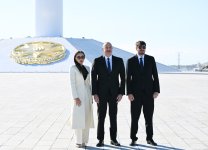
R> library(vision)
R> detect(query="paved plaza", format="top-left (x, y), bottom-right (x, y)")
top-left (0, 73), bottom-right (208, 150)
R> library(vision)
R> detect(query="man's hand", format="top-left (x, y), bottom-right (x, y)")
top-left (117, 94), bottom-right (123, 103)
top-left (153, 92), bottom-right (159, 99)
top-left (93, 94), bottom-right (99, 103)
top-left (128, 94), bottom-right (134, 101)
top-left (74, 98), bottom-right (81, 106)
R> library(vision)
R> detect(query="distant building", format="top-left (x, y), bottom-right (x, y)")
top-left (194, 62), bottom-right (208, 72)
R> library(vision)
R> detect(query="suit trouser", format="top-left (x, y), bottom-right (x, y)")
top-left (97, 93), bottom-right (118, 141)
top-left (130, 91), bottom-right (154, 141)
top-left (75, 128), bottom-right (89, 144)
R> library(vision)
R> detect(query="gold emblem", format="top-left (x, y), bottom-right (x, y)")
top-left (11, 41), bottom-right (66, 64)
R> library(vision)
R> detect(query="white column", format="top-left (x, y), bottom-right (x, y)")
top-left (35, 0), bottom-right (63, 37)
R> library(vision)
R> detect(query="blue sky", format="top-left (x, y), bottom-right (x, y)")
top-left (0, 0), bottom-right (208, 65)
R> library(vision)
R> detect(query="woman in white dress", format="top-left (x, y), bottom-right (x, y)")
top-left (70, 51), bottom-right (94, 148)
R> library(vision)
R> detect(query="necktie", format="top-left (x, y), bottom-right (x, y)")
top-left (139, 57), bottom-right (143, 69)
top-left (107, 58), bottom-right (111, 72)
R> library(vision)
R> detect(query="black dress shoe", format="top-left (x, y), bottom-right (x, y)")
top-left (110, 140), bottom-right (120, 146)
top-left (96, 141), bottom-right (104, 147)
top-left (147, 139), bottom-right (157, 146)
top-left (130, 140), bottom-right (136, 146)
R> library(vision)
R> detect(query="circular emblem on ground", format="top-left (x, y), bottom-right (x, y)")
top-left (11, 41), bottom-right (66, 64)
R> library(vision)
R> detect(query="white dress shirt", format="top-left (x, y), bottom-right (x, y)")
top-left (104, 55), bottom-right (112, 70)
top-left (137, 54), bottom-right (145, 67)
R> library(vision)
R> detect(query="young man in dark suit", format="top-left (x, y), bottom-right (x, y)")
top-left (91, 42), bottom-right (125, 147)
top-left (126, 41), bottom-right (160, 146)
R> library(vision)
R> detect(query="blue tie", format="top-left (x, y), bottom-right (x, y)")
top-left (107, 58), bottom-right (111, 72)
top-left (139, 58), bottom-right (143, 69)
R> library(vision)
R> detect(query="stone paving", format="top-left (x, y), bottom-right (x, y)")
top-left (0, 73), bottom-right (208, 150)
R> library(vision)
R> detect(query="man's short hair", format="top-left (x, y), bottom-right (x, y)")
top-left (103, 42), bottom-right (112, 48)
top-left (136, 41), bottom-right (146, 48)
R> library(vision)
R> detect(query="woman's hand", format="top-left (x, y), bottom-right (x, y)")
top-left (74, 98), bottom-right (81, 106)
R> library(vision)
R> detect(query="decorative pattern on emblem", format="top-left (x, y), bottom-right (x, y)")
top-left (11, 41), bottom-right (66, 64)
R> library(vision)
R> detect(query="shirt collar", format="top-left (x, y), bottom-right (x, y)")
top-left (137, 54), bottom-right (145, 59)
top-left (104, 55), bottom-right (112, 60)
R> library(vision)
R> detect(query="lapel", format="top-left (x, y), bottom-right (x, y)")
top-left (143, 54), bottom-right (148, 73)
top-left (134, 54), bottom-right (146, 72)
top-left (144, 54), bottom-right (147, 68)
top-left (111, 55), bottom-right (115, 73)
top-left (134, 55), bottom-right (141, 70)
top-left (101, 56), bottom-right (108, 73)
top-left (101, 55), bottom-right (115, 74)
top-left (74, 66), bottom-right (84, 81)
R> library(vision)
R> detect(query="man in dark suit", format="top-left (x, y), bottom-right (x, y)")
top-left (126, 41), bottom-right (160, 146)
top-left (91, 42), bottom-right (125, 147)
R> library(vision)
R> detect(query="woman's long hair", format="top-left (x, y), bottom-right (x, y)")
top-left (74, 51), bottom-right (88, 80)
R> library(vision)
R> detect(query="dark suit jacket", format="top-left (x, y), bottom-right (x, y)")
top-left (126, 54), bottom-right (160, 95)
top-left (91, 55), bottom-right (125, 98)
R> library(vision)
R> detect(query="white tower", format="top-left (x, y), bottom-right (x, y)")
top-left (35, 0), bottom-right (63, 37)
